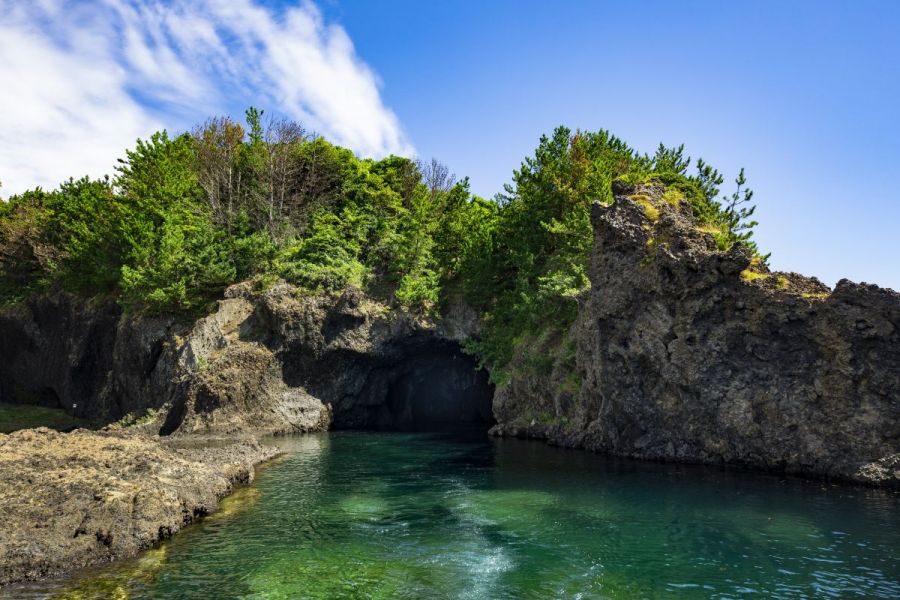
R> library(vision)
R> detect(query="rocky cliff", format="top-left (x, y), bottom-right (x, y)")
top-left (493, 180), bottom-right (899, 486)
top-left (1, 180), bottom-right (896, 486)
top-left (0, 294), bottom-right (179, 422)
top-left (0, 283), bottom-right (493, 437)
top-left (162, 282), bottom-right (492, 435)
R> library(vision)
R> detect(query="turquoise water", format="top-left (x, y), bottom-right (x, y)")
top-left (9, 431), bottom-right (900, 599)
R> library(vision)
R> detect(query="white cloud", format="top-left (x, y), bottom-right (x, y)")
top-left (0, 0), bottom-right (412, 196)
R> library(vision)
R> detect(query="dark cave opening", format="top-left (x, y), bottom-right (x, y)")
top-left (328, 340), bottom-right (496, 433)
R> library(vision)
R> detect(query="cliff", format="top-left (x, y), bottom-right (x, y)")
top-left (493, 180), bottom-right (899, 486)
top-left (0, 283), bottom-right (492, 437)
top-left (0, 294), bottom-right (179, 422)
top-left (0, 180), bottom-right (896, 486)
top-left (161, 282), bottom-right (492, 435)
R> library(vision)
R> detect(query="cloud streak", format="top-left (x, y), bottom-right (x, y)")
top-left (0, 0), bottom-right (412, 196)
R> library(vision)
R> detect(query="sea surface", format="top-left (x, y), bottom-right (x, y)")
top-left (8, 431), bottom-right (899, 599)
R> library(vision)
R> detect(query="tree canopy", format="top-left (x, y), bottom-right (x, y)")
top-left (0, 112), bottom-right (761, 377)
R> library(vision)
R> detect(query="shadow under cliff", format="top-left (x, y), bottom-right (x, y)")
top-left (281, 335), bottom-right (495, 433)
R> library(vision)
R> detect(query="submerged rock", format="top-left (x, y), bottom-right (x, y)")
top-left (0, 427), bottom-right (278, 586)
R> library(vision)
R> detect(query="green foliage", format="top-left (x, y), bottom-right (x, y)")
top-left (278, 211), bottom-right (367, 291)
top-left (460, 128), bottom-right (637, 376)
top-left (0, 115), bottom-right (765, 381)
top-left (0, 178), bottom-right (124, 302)
top-left (0, 189), bottom-right (59, 302)
top-left (115, 131), bottom-right (240, 312)
top-left (458, 127), bottom-right (763, 379)
top-left (48, 178), bottom-right (124, 292)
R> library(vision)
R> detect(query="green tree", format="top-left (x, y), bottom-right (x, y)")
top-left (116, 131), bottom-right (236, 311)
top-left (46, 177), bottom-right (124, 292)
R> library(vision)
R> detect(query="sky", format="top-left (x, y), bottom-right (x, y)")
top-left (1, 0), bottom-right (898, 290)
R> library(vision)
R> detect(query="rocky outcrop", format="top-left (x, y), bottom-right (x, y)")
top-left (163, 283), bottom-right (493, 435)
top-left (493, 181), bottom-right (900, 487)
top-left (1, 181), bottom-right (895, 486)
top-left (0, 427), bottom-right (278, 586)
top-left (0, 294), bottom-right (181, 423)
top-left (0, 283), bottom-right (495, 587)
top-left (0, 283), bottom-right (494, 437)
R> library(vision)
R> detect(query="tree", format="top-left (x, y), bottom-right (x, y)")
top-left (722, 168), bottom-right (763, 257)
top-left (191, 116), bottom-right (246, 226)
top-left (116, 131), bottom-right (238, 311)
top-left (418, 158), bottom-right (456, 202)
top-left (290, 137), bottom-right (352, 231)
top-left (47, 177), bottom-right (124, 292)
top-left (0, 189), bottom-right (57, 302)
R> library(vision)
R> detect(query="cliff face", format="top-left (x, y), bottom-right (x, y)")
top-left (1, 181), bottom-right (896, 485)
top-left (494, 181), bottom-right (899, 486)
top-left (162, 282), bottom-right (492, 435)
top-left (0, 283), bottom-right (493, 437)
top-left (0, 295), bottom-right (180, 422)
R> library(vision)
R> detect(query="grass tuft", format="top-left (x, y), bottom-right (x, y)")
top-left (662, 189), bottom-right (684, 207)
top-left (629, 195), bottom-right (660, 222)
top-left (695, 223), bottom-right (721, 235)
top-left (740, 269), bottom-right (769, 283)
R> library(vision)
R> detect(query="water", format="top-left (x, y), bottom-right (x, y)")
top-left (0, 403), bottom-right (90, 433)
top-left (9, 431), bottom-right (899, 599)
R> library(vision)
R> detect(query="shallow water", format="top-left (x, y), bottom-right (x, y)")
top-left (9, 431), bottom-right (900, 599)
top-left (0, 403), bottom-right (90, 434)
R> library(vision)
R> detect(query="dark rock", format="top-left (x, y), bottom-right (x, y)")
top-left (0, 284), bottom-right (494, 437)
top-left (0, 294), bottom-right (180, 422)
top-left (494, 182), bottom-right (899, 487)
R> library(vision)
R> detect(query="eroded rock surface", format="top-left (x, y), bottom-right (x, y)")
top-left (0, 282), bottom-right (493, 437)
top-left (493, 181), bottom-right (900, 487)
top-left (0, 295), bottom-right (179, 422)
top-left (0, 181), bottom-right (895, 487)
top-left (0, 427), bottom-right (278, 586)
top-left (165, 283), bottom-right (492, 434)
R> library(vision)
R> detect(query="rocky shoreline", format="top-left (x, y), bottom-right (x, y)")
top-left (0, 178), bottom-right (897, 586)
top-left (0, 427), bottom-right (278, 587)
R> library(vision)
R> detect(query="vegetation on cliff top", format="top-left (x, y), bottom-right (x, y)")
top-left (0, 110), bottom-right (760, 379)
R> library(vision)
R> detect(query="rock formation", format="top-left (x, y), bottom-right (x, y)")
top-left (0, 180), bottom-right (896, 488)
top-left (162, 282), bottom-right (492, 435)
top-left (0, 428), bottom-right (277, 586)
top-left (0, 283), bottom-right (494, 437)
top-left (493, 180), bottom-right (899, 487)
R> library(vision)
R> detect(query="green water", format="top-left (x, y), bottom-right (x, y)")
top-left (9, 432), bottom-right (900, 599)
top-left (0, 403), bottom-right (90, 434)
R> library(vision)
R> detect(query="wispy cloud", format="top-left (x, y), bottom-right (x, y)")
top-left (0, 0), bottom-right (412, 196)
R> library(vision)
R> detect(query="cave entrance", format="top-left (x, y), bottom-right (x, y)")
top-left (331, 340), bottom-right (496, 433)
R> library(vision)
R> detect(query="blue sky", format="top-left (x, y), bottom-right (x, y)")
top-left (1, 0), bottom-right (898, 289)
top-left (316, 0), bottom-right (900, 290)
